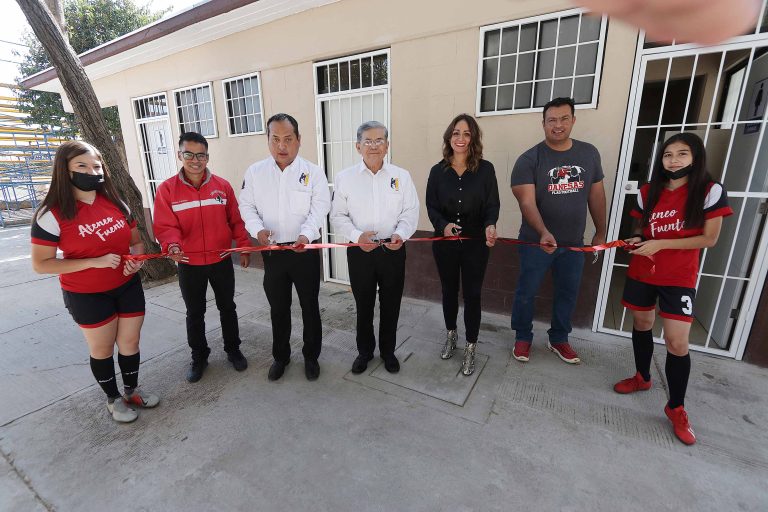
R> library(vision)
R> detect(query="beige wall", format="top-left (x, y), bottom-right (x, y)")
top-left (87, 0), bottom-right (639, 238)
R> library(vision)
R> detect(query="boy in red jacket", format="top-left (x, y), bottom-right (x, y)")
top-left (153, 132), bottom-right (252, 382)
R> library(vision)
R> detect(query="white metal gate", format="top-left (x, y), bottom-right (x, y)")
top-left (596, 12), bottom-right (768, 359)
top-left (314, 49), bottom-right (391, 284)
top-left (132, 93), bottom-right (177, 206)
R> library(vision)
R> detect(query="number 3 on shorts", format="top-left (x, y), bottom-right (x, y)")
top-left (681, 295), bottom-right (693, 315)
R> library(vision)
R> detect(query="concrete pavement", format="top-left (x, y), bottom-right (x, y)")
top-left (1, 224), bottom-right (767, 511)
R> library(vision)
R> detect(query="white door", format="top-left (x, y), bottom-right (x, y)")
top-left (132, 93), bottom-right (177, 205)
top-left (314, 50), bottom-right (391, 284)
top-left (596, 27), bottom-right (768, 359)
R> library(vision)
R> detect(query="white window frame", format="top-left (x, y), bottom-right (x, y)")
top-left (172, 82), bottom-right (218, 138)
top-left (476, 8), bottom-right (607, 117)
top-left (221, 72), bottom-right (266, 137)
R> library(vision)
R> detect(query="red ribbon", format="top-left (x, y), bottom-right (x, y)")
top-left (123, 236), bottom-right (628, 262)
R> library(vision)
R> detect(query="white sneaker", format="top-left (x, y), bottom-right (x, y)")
top-left (107, 398), bottom-right (138, 423)
top-left (123, 388), bottom-right (160, 408)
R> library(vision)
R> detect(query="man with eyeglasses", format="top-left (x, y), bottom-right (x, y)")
top-left (153, 132), bottom-right (252, 383)
top-left (330, 121), bottom-right (419, 375)
top-left (509, 97), bottom-right (607, 365)
top-left (239, 113), bottom-right (331, 382)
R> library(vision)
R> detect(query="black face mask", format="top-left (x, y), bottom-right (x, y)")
top-left (70, 172), bottom-right (104, 192)
top-left (662, 164), bottom-right (693, 181)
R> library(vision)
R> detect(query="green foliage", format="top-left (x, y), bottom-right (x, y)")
top-left (15, 0), bottom-right (169, 135)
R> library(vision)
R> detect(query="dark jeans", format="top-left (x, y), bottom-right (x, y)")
top-left (178, 258), bottom-right (241, 361)
top-left (347, 245), bottom-right (406, 359)
top-left (510, 245), bottom-right (585, 344)
top-left (432, 238), bottom-right (489, 342)
top-left (262, 249), bottom-right (322, 364)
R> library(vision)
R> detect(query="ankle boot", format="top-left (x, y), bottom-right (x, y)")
top-left (461, 342), bottom-right (476, 376)
top-left (440, 330), bottom-right (458, 359)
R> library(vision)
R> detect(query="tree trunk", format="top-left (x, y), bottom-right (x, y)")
top-left (43, 0), bottom-right (65, 40)
top-left (16, 0), bottom-right (175, 281)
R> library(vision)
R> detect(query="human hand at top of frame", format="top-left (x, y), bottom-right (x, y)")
top-left (574, 0), bottom-right (762, 45)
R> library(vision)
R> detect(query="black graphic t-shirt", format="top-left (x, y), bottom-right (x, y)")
top-left (511, 139), bottom-right (604, 246)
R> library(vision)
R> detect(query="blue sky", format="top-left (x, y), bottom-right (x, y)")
top-left (0, 0), bottom-right (200, 85)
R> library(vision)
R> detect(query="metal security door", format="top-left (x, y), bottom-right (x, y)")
top-left (133, 93), bottom-right (177, 205)
top-left (596, 28), bottom-right (768, 359)
top-left (314, 50), bottom-right (391, 284)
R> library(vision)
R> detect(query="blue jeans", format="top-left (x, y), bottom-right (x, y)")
top-left (510, 245), bottom-right (585, 344)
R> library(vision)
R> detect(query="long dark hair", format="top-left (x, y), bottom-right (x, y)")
top-left (442, 114), bottom-right (483, 172)
top-left (641, 132), bottom-right (713, 229)
top-left (35, 140), bottom-right (128, 221)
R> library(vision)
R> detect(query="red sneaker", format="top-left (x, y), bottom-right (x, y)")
top-left (613, 372), bottom-right (652, 394)
top-left (513, 341), bottom-right (531, 362)
top-left (547, 342), bottom-right (580, 364)
top-left (665, 405), bottom-right (697, 445)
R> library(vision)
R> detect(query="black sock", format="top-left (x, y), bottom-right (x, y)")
top-left (632, 328), bottom-right (654, 382)
top-left (665, 352), bottom-right (691, 409)
top-left (90, 356), bottom-right (121, 399)
top-left (117, 352), bottom-right (140, 392)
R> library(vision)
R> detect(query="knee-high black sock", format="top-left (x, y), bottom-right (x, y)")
top-left (90, 356), bottom-right (121, 399)
top-left (632, 328), bottom-right (654, 382)
top-left (665, 352), bottom-right (691, 409)
top-left (117, 352), bottom-right (140, 392)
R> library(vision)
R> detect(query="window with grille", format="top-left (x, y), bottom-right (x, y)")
top-left (173, 83), bottom-right (217, 137)
top-left (316, 50), bottom-right (388, 95)
top-left (477, 9), bottom-right (607, 115)
top-left (222, 73), bottom-right (264, 136)
top-left (133, 94), bottom-right (168, 119)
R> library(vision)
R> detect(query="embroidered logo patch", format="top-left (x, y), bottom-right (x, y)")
top-left (299, 172), bottom-right (309, 186)
top-left (390, 177), bottom-right (399, 191)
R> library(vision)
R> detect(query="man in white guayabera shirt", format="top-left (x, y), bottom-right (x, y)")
top-left (330, 121), bottom-right (419, 376)
top-left (239, 113), bottom-right (331, 382)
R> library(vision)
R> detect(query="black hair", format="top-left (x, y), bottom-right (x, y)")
top-left (267, 113), bottom-right (300, 137)
top-left (642, 132), bottom-right (713, 229)
top-left (542, 97), bottom-right (575, 119)
top-left (179, 131), bottom-right (208, 150)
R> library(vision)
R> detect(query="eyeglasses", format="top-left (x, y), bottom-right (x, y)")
top-left (180, 151), bottom-right (209, 161)
top-left (361, 138), bottom-right (387, 147)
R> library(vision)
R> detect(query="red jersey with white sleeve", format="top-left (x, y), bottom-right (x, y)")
top-left (627, 181), bottom-right (733, 288)
top-left (31, 194), bottom-right (136, 293)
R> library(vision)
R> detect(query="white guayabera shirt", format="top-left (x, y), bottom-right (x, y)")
top-left (239, 156), bottom-right (331, 243)
top-left (330, 161), bottom-right (420, 243)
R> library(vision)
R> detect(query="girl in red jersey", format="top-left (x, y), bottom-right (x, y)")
top-left (615, 132), bottom-right (733, 445)
top-left (30, 141), bottom-right (159, 423)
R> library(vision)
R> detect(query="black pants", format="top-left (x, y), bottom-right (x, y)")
top-left (262, 249), bottom-right (322, 364)
top-left (347, 245), bottom-right (406, 359)
top-left (432, 239), bottom-right (489, 342)
top-left (178, 258), bottom-right (241, 361)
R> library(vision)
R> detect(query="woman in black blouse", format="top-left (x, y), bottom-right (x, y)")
top-left (426, 114), bottom-right (500, 376)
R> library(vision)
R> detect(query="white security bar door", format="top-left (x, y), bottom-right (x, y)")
top-left (314, 49), bottom-right (391, 284)
top-left (133, 93), bottom-right (177, 206)
top-left (597, 25), bottom-right (768, 359)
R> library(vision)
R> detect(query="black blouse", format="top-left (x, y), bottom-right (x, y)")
top-left (426, 159), bottom-right (500, 237)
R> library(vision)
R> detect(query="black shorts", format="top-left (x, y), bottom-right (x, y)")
top-left (621, 276), bottom-right (695, 323)
top-left (62, 275), bottom-right (145, 328)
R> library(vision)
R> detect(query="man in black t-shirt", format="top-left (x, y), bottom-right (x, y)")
top-left (509, 97), bottom-right (607, 364)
